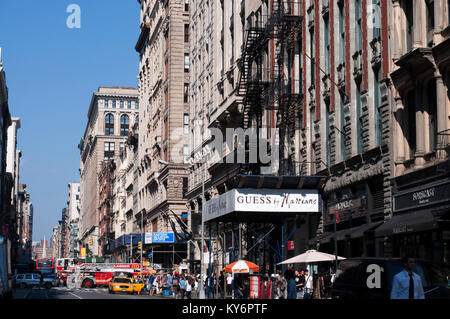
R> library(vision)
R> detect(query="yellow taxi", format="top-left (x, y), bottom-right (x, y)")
top-left (132, 277), bottom-right (145, 295)
top-left (108, 276), bottom-right (134, 294)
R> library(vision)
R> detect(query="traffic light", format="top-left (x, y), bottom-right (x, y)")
top-left (89, 237), bottom-right (93, 245)
top-left (138, 242), bottom-right (142, 250)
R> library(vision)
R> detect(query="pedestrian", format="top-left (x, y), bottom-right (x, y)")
top-left (218, 271), bottom-right (225, 299)
top-left (194, 275), bottom-right (199, 298)
top-left (210, 274), bottom-right (217, 299)
top-left (295, 269), bottom-right (305, 299)
top-left (303, 269), bottom-right (313, 299)
top-left (39, 273), bottom-right (44, 289)
top-left (390, 255), bottom-right (425, 299)
top-left (179, 275), bottom-right (186, 299)
top-left (186, 276), bottom-right (193, 299)
top-left (172, 273), bottom-right (179, 299)
top-left (285, 269), bottom-right (297, 299)
top-left (226, 273), bottom-right (233, 297)
top-left (280, 274), bottom-right (287, 299)
top-left (233, 275), bottom-right (244, 299)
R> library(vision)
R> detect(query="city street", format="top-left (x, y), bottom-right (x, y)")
top-left (20, 286), bottom-right (169, 300)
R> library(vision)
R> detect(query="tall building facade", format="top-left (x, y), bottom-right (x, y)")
top-left (135, 0), bottom-right (190, 266)
top-left (79, 87), bottom-right (139, 257)
top-left (67, 183), bottom-right (80, 259)
top-left (0, 48), bottom-right (12, 298)
top-left (378, 0), bottom-right (450, 263)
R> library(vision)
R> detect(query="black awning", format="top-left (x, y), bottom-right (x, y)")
top-left (308, 231), bottom-right (334, 245)
top-left (350, 221), bottom-right (384, 239)
top-left (374, 210), bottom-right (439, 238)
top-left (309, 221), bottom-right (384, 245)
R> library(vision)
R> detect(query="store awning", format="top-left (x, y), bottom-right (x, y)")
top-left (309, 221), bottom-right (384, 245)
top-left (374, 210), bottom-right (439, 238)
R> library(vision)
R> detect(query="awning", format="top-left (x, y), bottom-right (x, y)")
top-left (308, 232), bottom-right (333, 245)
top-left (374, 210), bottom-right (439, 238)
top-left (309, 221), bottom-right (383, 245)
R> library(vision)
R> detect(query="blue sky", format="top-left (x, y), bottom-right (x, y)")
top-left (0, 1), bottom-right (140, 242)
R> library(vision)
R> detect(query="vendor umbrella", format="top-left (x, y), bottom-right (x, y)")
top-left (141, 269), bottom-right (156, 274)
top-left (225, 260), bottom-right (259, 273)
top-left (278, 249), bottom-right (346, 265)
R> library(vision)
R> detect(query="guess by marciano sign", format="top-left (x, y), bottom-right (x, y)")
top-left (204, 188), bottom-right (321, 222)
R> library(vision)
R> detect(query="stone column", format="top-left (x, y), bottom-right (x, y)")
top-left (415, 83), bottom-right (426, 167)
top-left (394, 95), bottom-right (406, 174)
top-left (413, 0), bottom-right (427, 49)
top-left (435, 71), bottom-right (447, 158)
top-left (392, 0), bottom-right (404, 60)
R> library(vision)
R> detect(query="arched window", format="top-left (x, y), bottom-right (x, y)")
top-left (105, 114), bottom-right (114, 136)
top-left (120, 114), bottom-right (130, 136)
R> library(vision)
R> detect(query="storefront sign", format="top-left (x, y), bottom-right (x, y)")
top-left (152, 233), bottom-right (175, 243)
top-left (204, 188), bottom-right (321, 222)
top-left (287, 241), bottom-right (295, 251)
top-left (394, 181), bottom-right (450, 212)
top-left (324, 197), bottom-right (363, 225)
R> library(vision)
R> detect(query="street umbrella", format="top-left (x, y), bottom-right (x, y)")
top-left (225, 260), bottom-right (259, 273)
top-left (278, 249), bottom-right (346, 265)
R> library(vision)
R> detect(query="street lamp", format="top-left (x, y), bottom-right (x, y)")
top-left (159, 159), bottom-right (206, 299)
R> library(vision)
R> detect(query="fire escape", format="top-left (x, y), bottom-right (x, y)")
top-left (237, 1), bottom-right (304, 175)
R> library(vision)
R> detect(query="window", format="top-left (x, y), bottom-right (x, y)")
top-left (355, 0), bottom-right (362, 51)
top-left (374, 68), bottom-right (382, 147)
top-left (120, 142), bottom-right (125, 152)
top-left (105, 113), bottom-right (114, 136)
top-left (356, 83), bottom-right (363, 154)
top-left (184, 83), bottom-right (189, 103)
top-left (184, 114), bottom-right (189, 134)
top-left (339, 2), bottom-right (345, 64)
top-left (184, 144), bottom-right (190, 163)
top-left (425, 0), bottom-right (435, 47)
top-left (326, 102), bottom-right (331, 166)
top-left (120, 101), bottom-right (124, 109)
top-left (135, 101), bottom-right (139, 109)
top-left (185, 0), bottom-right (189, 12)
top-left (310, 28), bottom-right (315, 84)
top-left (120, 115), bottom-right (129, 137)
top-left (372, 0), bottom-right (381, 38)
top-left (128, 101), bottom-right (131, 109)
top-left (324, 15), bottom-right (330, 74)
top-left (184, 53), bottom-right (190, 72)
top-left (340, 93), bottom-right (346, 160)
top-left (112, 101), bottom-right (116, 109)
top-left (104, 100), bottom-right (109, 108)
top-left (184, 24), bottom-right (189, 43)
top-left (104, 142), bottom-right (115, 160)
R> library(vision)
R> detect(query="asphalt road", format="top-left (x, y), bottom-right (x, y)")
top-left (27, 286), bottom-right (170, 299)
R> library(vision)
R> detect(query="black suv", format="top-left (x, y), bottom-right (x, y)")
top-left (331, 258), bottom-right (450, 299)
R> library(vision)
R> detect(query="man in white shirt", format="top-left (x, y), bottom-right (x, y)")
top-left (390, 256), bottom-right (425, 299)
top-left (303, 269), bottom-right (313, 299)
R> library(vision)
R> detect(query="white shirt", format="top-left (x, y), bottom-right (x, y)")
top-left (227, 276), bottom-right (233, 285)
top-left (390, 270), bottom-right (425, 299)
top-left (305, 275), bottom-right (313, 289)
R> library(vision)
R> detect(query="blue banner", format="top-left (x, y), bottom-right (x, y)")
top-left (152, 233), bottom-right (175, 243)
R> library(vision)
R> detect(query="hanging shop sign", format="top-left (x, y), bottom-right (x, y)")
top-left (393, 181), bottom-right (450, 213)
top-left (324, 197), bottom-right (364, 225)
top-left (204, 188), bottom-right (321, 222)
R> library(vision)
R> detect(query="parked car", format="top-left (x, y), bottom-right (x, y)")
top-left (108, 276), bottom-right (134, 294)
top-left (331, 258), bottom-right (450, 299)
top-left (14, 273), bottom-right (41, 288)
top-left (42, 273), bottom-right (59, 289)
